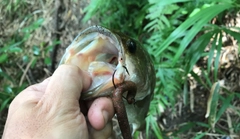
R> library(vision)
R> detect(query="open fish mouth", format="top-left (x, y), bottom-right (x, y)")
top-left (59, 25), bottom-right (129, 99)
top-left (60, 25), bottom-right (156, 134)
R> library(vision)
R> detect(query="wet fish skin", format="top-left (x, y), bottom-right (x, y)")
top-left (112, 30), bottom-right (156, 132)
top-left (59, 25), bottom-right (156, 134)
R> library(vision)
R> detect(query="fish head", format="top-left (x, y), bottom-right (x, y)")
top-left (59, 25), bottom-right (155, 133)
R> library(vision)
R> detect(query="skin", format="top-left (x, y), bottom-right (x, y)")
top-left (2, 65), bottom-right (114, 139)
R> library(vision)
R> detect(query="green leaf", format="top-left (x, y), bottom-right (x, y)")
top-left (33, 45), bottom-right (40, 56)
top-left (145, 0), bottom-right (188, 32)
top-left (0, 53), bottom-right (8, 63)
top-left (31, 57), bottom-right (37, 68)
top-left (216, 94), bottom-right (234, 122)
top-left (44, 41), bottom-right (59, 53)
top-left (194, 132), bottom-right (206, 139)
top-left (22, 55), bottom-right (29, 63)
top-left (146, 115), bottom-right (163, 139)
top-left (207, 33), bottom-right (218, 74)
top-left (8, 46), bottom-right (23, 53)
top-left (0, 46), bottom-right (9, 53)
top-left (214, 32), bottom-right (222, 81)
top-left (190, 71), bottom-right (208, 89)
top-left (0, 41), bottom-right (22, 53)
top-left (222, 27), bottom-right (240, 41)
top-left (0, 68), bottom-right (14, 83)
top-left (175, 122), bottom-right (194, 134)
top-left (44, 57), bottom-right (51, 66)
top-left (22, 18), bottom-right (44, 33)
top-left (202, 70), bottom-right (212, 87)
top-left (4, 85), bottom-right (13, 93)
top-left (185, 31), bottom-right (214, 73)
top-left (172, 4), bottom-right (232, 64)
top-left (196, 122), bottom-right (210, 128)
top-left (208, 82), bottom-right (220, 131)
top-left (133, 131), bottom-right (140, 139)
top-left (0, 98), bottom-right (11, 112)
top-left (83, 0), bottom-right (109, 22)
top-left (156, 3), bottom-right (233, 60)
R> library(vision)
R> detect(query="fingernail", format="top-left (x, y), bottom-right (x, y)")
top-left (102, 110), bottom-right (109, 125)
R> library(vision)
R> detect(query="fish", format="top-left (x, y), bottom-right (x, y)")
top-left (59, 25), bottom-right (155, 136)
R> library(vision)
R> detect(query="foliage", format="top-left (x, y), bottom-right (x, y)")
top-left (0, 17), bottom-right (50, 111)
top-left (83, 0), bottom-right (149, 39)
top-left (0, 0), bottom-right (56, 112)
top-left (84, 0), bottom-right (240, 138)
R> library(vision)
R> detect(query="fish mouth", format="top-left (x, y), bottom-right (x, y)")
top-left (59, 25), bottom-right (127, 99)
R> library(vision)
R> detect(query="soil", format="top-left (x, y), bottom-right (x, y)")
top-left (0, 0), bottom-right (96, 137)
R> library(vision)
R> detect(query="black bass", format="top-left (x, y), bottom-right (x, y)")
top-left (59, 25), bottom-right (155, 135)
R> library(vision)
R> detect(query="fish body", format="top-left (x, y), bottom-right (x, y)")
top-left (59, 25), bottom-right (155, 134)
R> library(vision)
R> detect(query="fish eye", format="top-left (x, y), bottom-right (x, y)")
top-left (126, 39), bottom-right (136, 53)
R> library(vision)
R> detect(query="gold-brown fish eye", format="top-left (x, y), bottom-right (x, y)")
top-left (126, 39), bottom-right (137, 53)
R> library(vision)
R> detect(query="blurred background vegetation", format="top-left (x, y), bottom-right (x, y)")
top-left (1, 0), bottom-right (240, 138)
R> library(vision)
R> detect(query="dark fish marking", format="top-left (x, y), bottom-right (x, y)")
top-left (123, 66), bottom-right (130, 75)
top-left (112, 69), bottom-right (117, 89)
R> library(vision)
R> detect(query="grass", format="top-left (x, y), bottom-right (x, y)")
top-left (1, 0), bottom-right (240, 138)
top-left (0, 1), bottom-right (52, 113)
top-left (83, 0), bottom-right (240, 138)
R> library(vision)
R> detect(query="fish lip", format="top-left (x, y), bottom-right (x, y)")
top-left (59, 25), bottom-right (125, 65)
top-left (81, 25), bottom-right (124, 58)
top-left (60, 25), bottom-right (127, 100)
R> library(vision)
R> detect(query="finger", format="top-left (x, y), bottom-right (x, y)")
top-left (88, 121), bottom-right (113, 139)
top-left (88, 97), bottom-right (114, 130)
top-left (8, 77), bottom-right (51, 115)
top-left (25, 77), bottom-right (51, 93)
top-left (41, 65), bottom-right (91, 105)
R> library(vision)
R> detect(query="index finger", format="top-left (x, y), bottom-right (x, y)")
top-left (40, 65), bottom-right (91, 106)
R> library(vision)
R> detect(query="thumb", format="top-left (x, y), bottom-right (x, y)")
top-left (41, 65), bottom-right (91, 105)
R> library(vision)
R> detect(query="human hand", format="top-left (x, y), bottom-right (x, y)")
top-left (2, 65), bottom-right (114, 139)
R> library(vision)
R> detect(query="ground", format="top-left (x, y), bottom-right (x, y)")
top-left (0, 0), bottom-right (95, 136)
